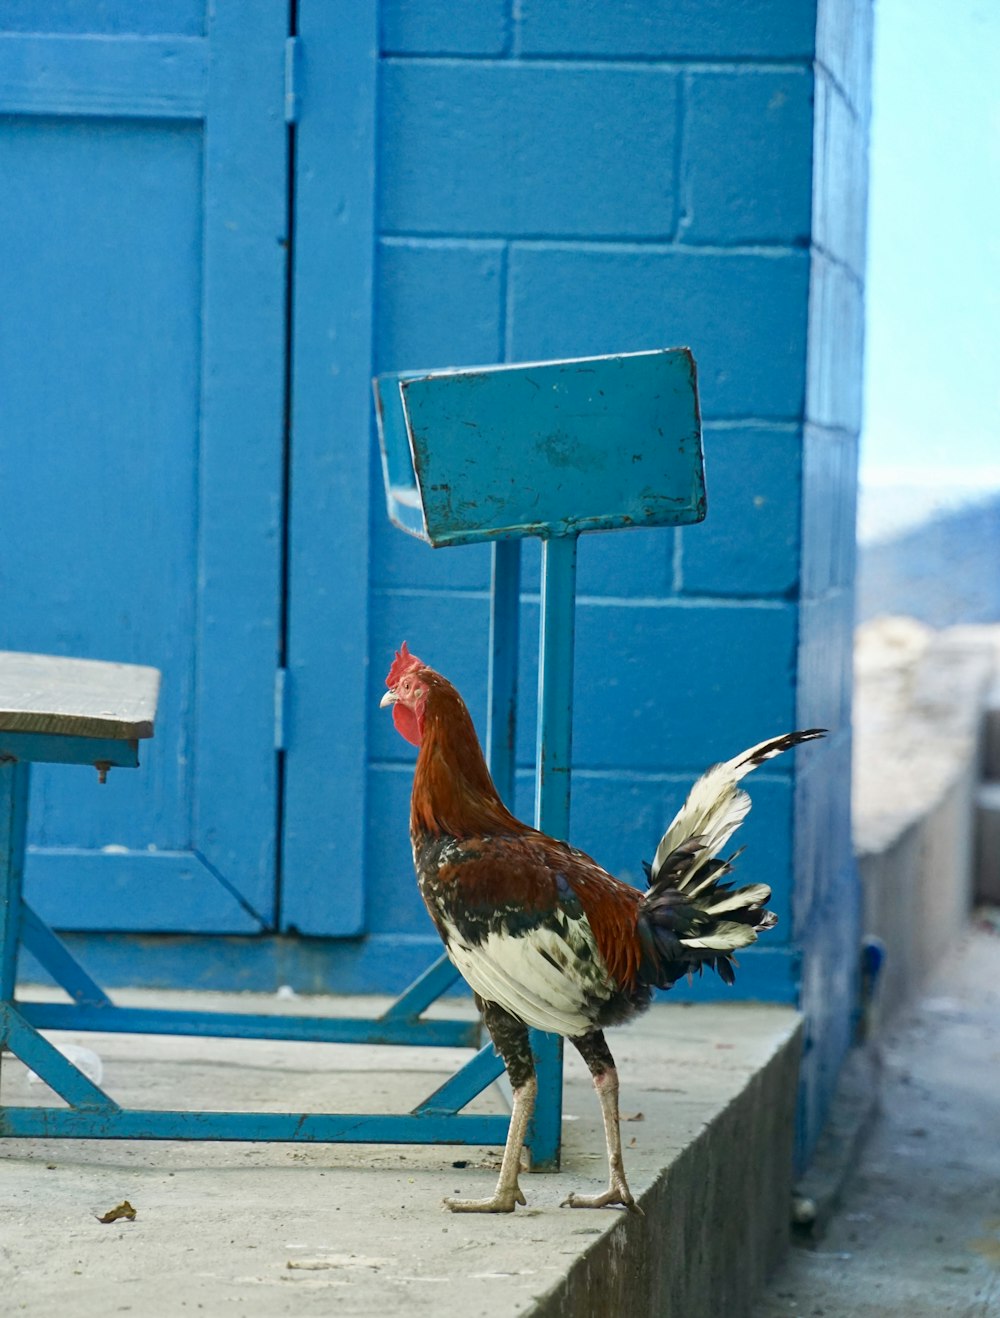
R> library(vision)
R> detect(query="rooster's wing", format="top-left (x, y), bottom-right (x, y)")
top-left (415, 834), bottom-right (643, 1038)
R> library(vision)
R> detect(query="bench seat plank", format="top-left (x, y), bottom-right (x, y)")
top-left (0, 652), bottom-right (159, 740)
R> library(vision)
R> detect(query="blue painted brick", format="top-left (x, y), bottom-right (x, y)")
top-left (796, 589), bottom-right (853, 735)
top-left (510, 598), bottom-right (799, 770)
top-left (517, 0), bottom-right (816, 59)
top-left (792, 753), bottom-right (823, 939)
top-left (816, 0), bottom-right (872, 121)
top-left (378, 63), bottom-right (680, 238)
top-left (680, 69), bottom-right (814, 245)
top-left (372, 524), bottom-right (492, 593)
top-left (508, 246), bottom-right (810, 419)
top-left (812, 67), bottom-right (868, 277)
top-left (792, 730), bottom-right (852, 937)
top-left (569, 600), bottom-right (798, 770)
top-left (376, 239), bottom-right (504, 371)
top-left (800, 424), bottom-right (858, 600)
top-left (680, 424), bottom-right (802, 597)
top-left (366, 765), bottom-right (441, 935)
top-left (805, 249), bottom-right (865, 432)
top-left (575, 526), bottom-right (674, 598)
top-left (381, 0), bottom-right (508, 56)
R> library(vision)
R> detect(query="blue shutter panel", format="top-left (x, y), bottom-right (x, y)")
top-left (0, 3), bottom-right (289, 933)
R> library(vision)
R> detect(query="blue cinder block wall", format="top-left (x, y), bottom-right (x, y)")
top-left (372, 0), bottom-right (870, 1161)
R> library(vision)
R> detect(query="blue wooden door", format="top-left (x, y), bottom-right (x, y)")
top-left (0, 3), bottom-right (289, 933)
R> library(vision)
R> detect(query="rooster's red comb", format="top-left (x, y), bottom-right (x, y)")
top-left (385, 641), bottom-right (425, 688)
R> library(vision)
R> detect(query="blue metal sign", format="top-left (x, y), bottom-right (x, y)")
top-left (375, 348), bottom-right (706, 546)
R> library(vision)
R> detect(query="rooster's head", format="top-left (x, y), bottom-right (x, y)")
top-left (380, 641), bottom-right (430, 747)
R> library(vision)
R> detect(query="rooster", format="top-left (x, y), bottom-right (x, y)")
top-left (381, 642), bottom-right (824, 1214)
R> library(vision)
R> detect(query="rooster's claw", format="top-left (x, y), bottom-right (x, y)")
top-left (561, 1184), bottom-right (642, 1213)
top-left (443, 1185), bottom-right (526, 1214)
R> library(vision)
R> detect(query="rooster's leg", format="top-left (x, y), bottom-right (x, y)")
top-left (444, 1001), bottom-right (535, 1213)
top-left (562, 1031), bottom-right (638, 1211)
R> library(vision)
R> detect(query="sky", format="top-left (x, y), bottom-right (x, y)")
top-left (862, 0), bottom-right (1000, 485)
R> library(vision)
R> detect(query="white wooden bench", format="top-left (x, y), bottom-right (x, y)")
top-left (0, 651), bottom-right (160, 1119)
top-left (0, 649), bottom-right (158, 774)
top-left (0, 649), bottom-right (500, 1144)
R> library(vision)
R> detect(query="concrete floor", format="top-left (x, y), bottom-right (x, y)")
top-left (0, 991), bottom-right (799, 1317)
top-left (755, 916), bottom-right (1000, 1318)
top-left (9, 920), bottom-right (997, 1318)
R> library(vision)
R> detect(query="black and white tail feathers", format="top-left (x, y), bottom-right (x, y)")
top-left (636, 729), bottom-right (826, 989)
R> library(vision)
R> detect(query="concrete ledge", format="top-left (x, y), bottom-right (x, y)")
top-left (536, 1013), bottom-right (802, 1317)
top-left (860, 765), bottom-right (979, 1027)
top-left (1, 987), bottom-right (800, 1317)
top-left (982, 682), bottom-right (1000, 781)
top-left (854, 620), bottom-right (998, 1028)
top-left (787, 621), bottom-right (1000, 1239)
top-left (976, 781), bottom-right (1000, 904)
top-left (976, 679), bottom-right (1000, 902)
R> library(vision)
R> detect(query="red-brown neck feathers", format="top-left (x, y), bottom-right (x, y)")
top-left (410, 674), bottom-right (523, 839)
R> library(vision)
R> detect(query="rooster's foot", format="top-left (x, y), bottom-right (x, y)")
top-left (561, 1177), bottom-right (641, 1213)
top-left (443, 1185), bottom-right (526, 1214)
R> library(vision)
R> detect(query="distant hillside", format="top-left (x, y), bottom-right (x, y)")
top-left (857, 489), bottom-right (1000, 625)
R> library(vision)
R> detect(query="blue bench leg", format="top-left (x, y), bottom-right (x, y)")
top-left (0, 761), bottom-right (29, 1005)
top-left (0, 760), bottom-right (121, 1111)
top-left (0, 1003), bottom-right (118, 1111)
top-left (0, 757), bottom-right (112, 1008)
top-left (1, 762), bottom-right (28, 1097)
top-left (20, 903), bottom-right (113, 1007)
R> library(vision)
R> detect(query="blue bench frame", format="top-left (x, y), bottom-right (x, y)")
top-left (0, 569), bottom-right (549, 1157)
top-left (1, 348), bottom-right (704, 1171)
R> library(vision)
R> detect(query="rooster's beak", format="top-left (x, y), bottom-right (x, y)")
top-left (379, 688), bottom-right (397, 708)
